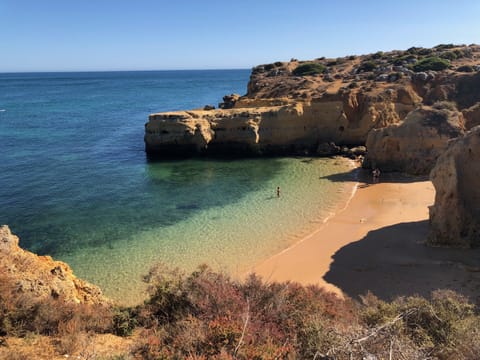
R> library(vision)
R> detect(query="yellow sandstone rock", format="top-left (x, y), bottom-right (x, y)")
top-left (0, 225), bottom-right (110, 305)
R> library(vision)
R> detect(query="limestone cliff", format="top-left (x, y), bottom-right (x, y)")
top-left (363, 105), bottom-right (465, 174)
top-left (145, 44), bottom-right (480, 161)
top-left (429, 127), bottom-right (480, 247)
top-left (0, 225), bottom-right (110, 305)
top-left (145, 87), bottom-right (419, 157)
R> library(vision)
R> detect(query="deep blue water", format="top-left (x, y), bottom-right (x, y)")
top-left (0, 70), bottom-right (273, 255)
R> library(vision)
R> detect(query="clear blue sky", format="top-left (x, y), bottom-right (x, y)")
top-left (1, 0), bottom-right (479, 72)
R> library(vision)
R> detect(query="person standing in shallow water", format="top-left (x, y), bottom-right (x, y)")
top-left (276, 186), bottom-right (281, 197)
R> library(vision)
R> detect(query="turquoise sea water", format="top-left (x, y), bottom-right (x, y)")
top-left (0, 70), bottom-right (356, 304)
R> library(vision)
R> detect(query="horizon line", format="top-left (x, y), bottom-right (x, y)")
top-left (0, 67), bottom-right (252, 75)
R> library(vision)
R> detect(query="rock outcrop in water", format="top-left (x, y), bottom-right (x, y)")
top-left (145, 90), bottom-right (418, 157)
top-left (0, 225), bottom-right (109, 305)
top-left (363, 104), bottom-right (465, 174)
top-left (429, 126), bottom-right (480, 247)
top-left (145, 44), bottom-right (480, 173)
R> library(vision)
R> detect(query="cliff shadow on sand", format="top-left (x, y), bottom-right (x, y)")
top-left (324, 220), bottom-right (480, 305)
top-left (320, 167), bottom-right (429, 184)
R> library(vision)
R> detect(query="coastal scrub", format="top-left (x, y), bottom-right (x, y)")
top-left (292, 62), bottom-right (326, 76)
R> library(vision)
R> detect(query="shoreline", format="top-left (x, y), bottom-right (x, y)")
top-left (247, 174), bottom-right (442, 298)
top-left (57, 157), bottom-right (358, 306)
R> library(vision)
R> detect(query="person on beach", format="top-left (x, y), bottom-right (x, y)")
top-left (276, 186), bottom-right (281, 197)
top-left (372, 168), bottom-right (380, 183)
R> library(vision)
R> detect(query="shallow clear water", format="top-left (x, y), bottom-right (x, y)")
top-left (0, 70), bottom-right (356, 304)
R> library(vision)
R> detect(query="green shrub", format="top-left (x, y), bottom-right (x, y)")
top-left (360, 290), bottom-right (477, 356)
top-left (435, 43), bottom-right (455, 50)
top-left (292, 63), bottom-right (326, 76)
top-left (357, 61), bottom-right (377, 72)
top-left (418, 48), bottom-right (433, 56)
top-left (112, 308), bottom-right (137, 337)
top-left (413, 57), bottom-right (450, 72)
top-left (393, 54), bottom-right (417, 66)
top-left (440, 51), bottom-right (457, 60)
top-left (454, 49), bottom-right (467, 58)
top-left (141, 265), bottom-right (192, 325)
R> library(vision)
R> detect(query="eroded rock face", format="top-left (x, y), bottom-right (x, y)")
top-left (363, 106), bottom-right (465, 174)
top-left (0, 225), bottom-right (110, 305)
top-left (145, 87), bottom-right (418, 157)
top-left (145, 44), bottom-right (480, 161)
top-left (429, 127), bottom-right (480, 247)
top-left (462, 102), bottom-right (480, 129)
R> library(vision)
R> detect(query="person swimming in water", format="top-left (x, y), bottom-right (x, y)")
top-left (276, 186), bottom-right (281, 197)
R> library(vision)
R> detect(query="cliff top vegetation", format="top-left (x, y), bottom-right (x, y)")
top-left (248, 44), bottom-right (480, 100)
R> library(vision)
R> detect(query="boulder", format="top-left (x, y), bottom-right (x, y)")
top-left (429, 126), bottom-right (480, 247)
top-left (414, 72), bottom-right (429, 82)
top-left (339, 146), bottom-right (366, 159)
top-left (218, 93), bottom-right (241, 109)
top-left (350, 145), bottom-right (367, 156)
top-left (376, 74), bottom-right (389, 82)
top-left (316, 142), bottom-right (340, 156)
top-left (363, 106), bottom-right (465, 174)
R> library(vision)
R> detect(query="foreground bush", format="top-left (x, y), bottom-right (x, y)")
top-left (132, 265), bottom-right (480, 359)
top-left (0, 273), bottom-right (113, 338)
top-left (134, 264), bottom-right (357, 359)
top-left (360, 290), bottom-right (480, 359)
top-left (1, 265), bottom-right (479, 359)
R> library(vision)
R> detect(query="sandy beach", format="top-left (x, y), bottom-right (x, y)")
top-left (249, 173), bottom-right (480, 304)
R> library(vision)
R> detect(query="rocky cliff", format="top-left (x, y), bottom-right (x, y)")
top-left (429, 127), bottom-right (480, 247)
top-left (145, 88), bottom-right (418, 157)
top-left (0, 225), bottom-right (109, 305)
top-left (363, 104), bottom-right (465, 174)
top-left (145, 44), bottom-right (480, 162)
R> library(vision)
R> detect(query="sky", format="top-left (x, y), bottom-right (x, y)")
top-left (1, 0), bottom-right (479, 72)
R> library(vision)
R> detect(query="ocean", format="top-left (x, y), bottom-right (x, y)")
top-left (0, 70), bottom-right (356, 304)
